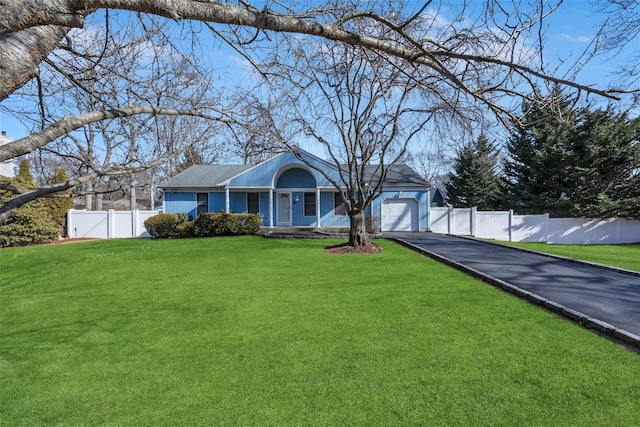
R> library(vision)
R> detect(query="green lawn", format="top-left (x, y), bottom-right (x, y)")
top-left (1, 237), bottom-right (638, 426)
top-left (492, 241), bottom-right (640, 272)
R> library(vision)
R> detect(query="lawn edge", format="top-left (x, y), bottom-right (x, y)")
top-left (463, 236), bottom-right (640, 276)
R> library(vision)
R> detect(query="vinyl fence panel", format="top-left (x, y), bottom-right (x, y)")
top-left (67, 210), bottom-right (158, 239)
top-left (428, 207), bottom-right (640, 244)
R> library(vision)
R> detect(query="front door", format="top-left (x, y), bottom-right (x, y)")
top-left (277, 193), bottom-right (292, 225)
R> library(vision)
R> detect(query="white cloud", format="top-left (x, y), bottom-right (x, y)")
top-left (560, 34), bottom-right (592, 43)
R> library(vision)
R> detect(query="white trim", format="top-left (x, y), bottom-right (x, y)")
top-left (272, 186), bottom-right (317, 192)
top-left (316, 188), bottom-right (321, 227)
top-left (269, 189), bottom-right (274, 227)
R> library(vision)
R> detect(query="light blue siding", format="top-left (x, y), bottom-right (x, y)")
top-left (210, 192), bottom-right (225, 212)
top-left (276, 168), bottom-right (316, 188)
top-left (164, 192), bottom-right (196, 218)
top-left (229, 152), bottom-right (339, 187)
top-left (288, 191), bottom-right (314, 226)
top-left (229, 192), bottom-right (245, 213)
top-left (259, 192), bottom-right (270, 225)
top-left (319, 191), bottom-right (350, 227)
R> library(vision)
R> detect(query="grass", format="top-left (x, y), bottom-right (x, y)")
top-left (490, 241), bottom-right (640, 272)
top-left (1, 236), bottom-right (639, 426)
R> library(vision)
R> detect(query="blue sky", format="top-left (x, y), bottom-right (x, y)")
top-left (0, 1), bottom-right (635, 143)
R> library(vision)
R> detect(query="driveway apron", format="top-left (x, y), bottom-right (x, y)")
top-left (385, 232), bottom-right (640, 348)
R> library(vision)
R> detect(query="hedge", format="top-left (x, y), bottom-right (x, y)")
top-left (193, 213), bottom-right (260, 237)
top-left (144, 213), bottom-right (179, 238)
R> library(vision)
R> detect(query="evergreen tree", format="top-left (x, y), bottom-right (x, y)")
top-left (505, 96), bottom-right (640, 219)
top-left (567, 108), bottom-right (640, 219)
top-left (15, 159), bottom-right (36, 189)
top-left (0, 160), bottom-right (59, 247)
top-left (504, 96), bottom-right (576, 216)
top-left (445, 133), bottom-right (504, 210)
top-left (44, 168), bottom-right (75, 231)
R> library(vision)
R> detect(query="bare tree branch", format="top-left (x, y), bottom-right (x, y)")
top-left (0, 107), bottom-right (232, 162)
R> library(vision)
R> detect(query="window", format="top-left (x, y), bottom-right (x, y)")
top-left (247, 192), bottom-right (260, 214)
top-left (304, 192), bottom-right (316, 217)
top-left (334, 192), bottom-right (346, 216)
top-left (196, 193), bottom-right (208, 215)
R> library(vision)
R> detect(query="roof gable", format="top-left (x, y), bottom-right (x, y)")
top-left (228, 151), bottom-right (341, 187)
top-left (159, 150), bottom-right (429, 190)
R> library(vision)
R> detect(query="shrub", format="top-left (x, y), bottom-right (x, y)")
top-left (176, 222), bottom-right (195, 238)
top-left (176, 212), bottom-right (190, 224)
top-left (0, 162), bottom-right (62, 247)
top-left (193, 213), bottom-right (261, 237)
top-left (0, 203), bottom-right (60, 247)
top-left (42, 168), bottom-right (74, 233)
top-left (144, 213), bottom-right (179, 238)
top-left (366, 215), bottom-right (381, 234)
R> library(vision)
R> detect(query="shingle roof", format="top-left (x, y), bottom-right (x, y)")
top-left (362, 164), bottom-right (429, 187)
top-left (159, 161), bottom-right (429, 189)
top-left (159, 164), bottom-right (251, 188)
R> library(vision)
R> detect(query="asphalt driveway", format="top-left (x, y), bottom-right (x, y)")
top-left (385, 232), bottom-right (640, 348)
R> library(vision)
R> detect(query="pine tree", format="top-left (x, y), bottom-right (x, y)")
top-left (567, 108), bottom-right (640, 219)
top-left (445, 133), bottom-right (504, 210)
top-left (504, 96), bottom-right (576, 216)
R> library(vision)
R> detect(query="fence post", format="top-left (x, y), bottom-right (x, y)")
top-left (544, 213), bottom-right (550, 243)
top-left (132, 209), bottom-right (138, 238)
top-left (66, 210), bottom-right (73, 238)
top-left (471, 206), bottom-right (477, 237)
top-left (107, 209), bottom-right (115, 239)
top-left (508, 209), bottom-right (513, 242)
top-left (447, 206), bottom-right (452, 235)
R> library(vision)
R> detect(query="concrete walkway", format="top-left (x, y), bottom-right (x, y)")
top-left (384, 232), bottom-right (640, 349)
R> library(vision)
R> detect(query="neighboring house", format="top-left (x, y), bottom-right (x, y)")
top-left (0, 131), bottom-right (17, 178)
top-left (430, 187), bottom-right (448, 207)
top-left (159, 150), bottom-right (431, 232)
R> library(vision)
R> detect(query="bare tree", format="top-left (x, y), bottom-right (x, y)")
top-left (1, 1), bottom-right (638, 225)
top-left (222, 92), bottom-right (291, 165)
top-left (594, 0), bottom-right (640, 85)
top-left (265, 39), bottom-right (436, 246)
top-left (1, 11), bottom-right (230, 219)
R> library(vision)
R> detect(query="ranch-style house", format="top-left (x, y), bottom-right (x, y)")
top-left (159, 150), bottom-right (430, 232)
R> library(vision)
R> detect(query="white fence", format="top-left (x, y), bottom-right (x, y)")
top-left (430, 207), bottom-right (640, 244)
top-left (67, 209), bottom-right (159, 239)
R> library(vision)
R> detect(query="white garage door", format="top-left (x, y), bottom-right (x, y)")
top-left (381, 198), bottom-right (419, 232)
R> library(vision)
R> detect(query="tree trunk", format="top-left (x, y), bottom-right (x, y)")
top-left (348, 210), bottom-right (369, 246)
top-left (85, 181), bottom-right (94, 211)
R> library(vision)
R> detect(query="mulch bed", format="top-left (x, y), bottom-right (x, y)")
top-left (324, 242), bottom-right (383, 254)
